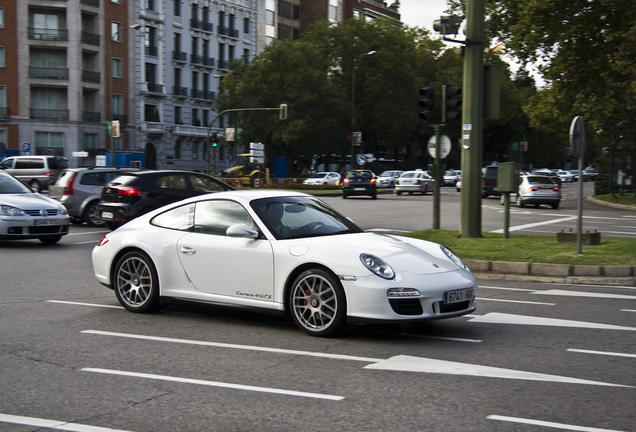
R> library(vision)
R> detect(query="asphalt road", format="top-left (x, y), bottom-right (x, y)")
top-left (0, 218), bottom-right (634, 431)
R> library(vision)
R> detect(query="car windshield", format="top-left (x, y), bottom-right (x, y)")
top-left (309, 173), bottom-right (327, 179)
top-left (251, 196), bottom-right (363, 240)
top-left (0, 173), bottom-right (33, 194)
top-left (379, 171), bottom-right (396, 177)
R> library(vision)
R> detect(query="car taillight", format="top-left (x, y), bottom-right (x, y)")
top-left (370, 178), bottom-right (376, 185)
top-left (64, 175), bottom-right (76, 195)
top-left (482, 178), bottom-right (486, 186)
top-left (117, 186), bottom-right (142, 196)
top-left (45, 172), bottom-right (53, 177)
top-left (553, 187), bottom-right (561, 192)
top-left (416, 179), bottom-right (421, 185)
top-left (343, 178), bottom-right (350, 185)
top-left (396, 180), bottom-right (400, 185)
top-left (97, 236), bottom-right (109, 246)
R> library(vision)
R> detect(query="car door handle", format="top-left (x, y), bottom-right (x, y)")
top-left (180, 246), bottom-right (196, 255)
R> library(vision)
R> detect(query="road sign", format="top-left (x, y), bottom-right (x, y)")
top-left (570, 116), bottom-right (587, 158)
top-left (357, 155), bottom-right (366, 166)
top-left (250, 142), bottom-right (265, 150)
top-left (427, 135), bottom-right (451, 159)
top-left (22, 142), bottom-right (31, 153)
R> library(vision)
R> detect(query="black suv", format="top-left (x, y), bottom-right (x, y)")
top-left (342, 169), bottom-right (377, 199)
top-left (97, 170), bottom-right (234, 229)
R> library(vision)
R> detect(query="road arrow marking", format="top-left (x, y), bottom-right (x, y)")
top-left (467, 312), bottom-right (636, 331)
top-left (364, 355), bottom-right (631, 388)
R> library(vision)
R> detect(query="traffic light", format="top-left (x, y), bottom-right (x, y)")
top-left (418, 86), bottom-right (435, 123)
top-left (442, 85), bottom-right (461, 123)
top-left (211, 133), bottom-right (218, 147)
top-left (279, 103), bottom-right (287, 120)
top-left (433, 16), bottom-right (462, 36)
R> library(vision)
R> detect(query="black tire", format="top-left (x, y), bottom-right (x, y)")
top-left (83, 201), bottom-right (106, 227)
top-left (114, 251), bottom-right (160, 313)
top-left (516, 194), bottom-right (525, 208)
top-left (371, 193), bottom-right (377, 200)
top-left (422, 185), bottom-right (428, 195)
top-left (70, 217), bottom-right (84, 225)
top-left (40, 235), bottom-right (62, 244)
top-left (342, 193), bottom-right (348, 199)
top-left (289, 268), bottom-right (346, 337)
top-left (551, 202), bottom-right (560, 209)
top-left (29, 179), bottom-right (41, 192)
top-left (396, 191), bottom-right (402, 196)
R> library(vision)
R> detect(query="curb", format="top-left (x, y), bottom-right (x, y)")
top-left (465, 259), bottom-right (635, 287)
top-left (586, 195), bottom-right (636, 211)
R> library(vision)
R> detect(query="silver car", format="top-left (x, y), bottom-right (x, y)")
top-left (50, 166), bottom-right (142, 227)
top-left (504, 175), bottom-right (561, 209)
top-left (376, 170), bottom-right (404, 188)
top-left (0, 171), bottom-right (70, 243)
top-left (395, 170), bottom-right (434, 195)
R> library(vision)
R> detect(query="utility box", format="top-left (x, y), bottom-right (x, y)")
top-left (497, 162), bottom-right (521, 192)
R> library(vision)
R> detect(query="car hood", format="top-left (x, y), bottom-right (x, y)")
top-left (287, 232), bottom-right (461, 276)
top-left (0, 193), bottom-right (63, 210)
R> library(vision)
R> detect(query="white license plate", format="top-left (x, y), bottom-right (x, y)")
top-left (101, 211), bottom-right (113, 219)
top-left (444, 288), bottom-right (473, 304)
top-left (35, 219), bottom-right (58, 226)
top-left (354, 188), bottom-right (366, 191)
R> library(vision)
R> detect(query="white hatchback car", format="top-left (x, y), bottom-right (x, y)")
top-left (376, 170), bottom-right (404, 188)
top-left (395, 170), bottom-right (434, 195)
top-left (303, 172), bottom-right (341, 186)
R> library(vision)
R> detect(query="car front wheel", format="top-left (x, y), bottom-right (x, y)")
top-left (114, 251), bottom-right (160, 313)
top-left (289, 269), bottom-right (346, 337)
top-left (84, 201), bottom-right (105, 227)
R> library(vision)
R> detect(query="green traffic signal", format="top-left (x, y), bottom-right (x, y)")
top-left (212, 133), bottom-right (218, 147)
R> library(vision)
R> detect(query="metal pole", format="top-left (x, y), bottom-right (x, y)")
top-left (433, 125), bottom-right (441, 229)
top-left (459, 0), bottom-right (486, 238)
top-left (350, 50), bottom-right (376, 170)
top-left (577, 156), bottom-right (584, 254)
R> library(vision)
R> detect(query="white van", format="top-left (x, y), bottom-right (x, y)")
top-left (0, 156), bottom-right (69, 191)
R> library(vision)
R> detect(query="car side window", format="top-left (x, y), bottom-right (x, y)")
top-left (193, 200), bottom-right (255, 236)
top-left (0, 159), bottom-right (13, 169)
top-left (151, 203), bottom-right (195, 231)
top-left (81, 172), bottom-right (106, 186)
top-left (190, 175), bottom-right (225, 192)
top-left (157, 175), bottom-right (187, 190)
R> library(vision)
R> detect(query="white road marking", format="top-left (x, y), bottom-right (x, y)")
top-left (364, 355), bottom-right (630, 388)
top-left (623, 309), bottom-right (636, 313)
top-left (568, 349), bottom-right (636, 359)
top-left (47, 300), bottom-right (122, 309)
top-left (476, 297), bottom-right (555, 305)
top-left (487, 415), bottom-right (625, 432)
top-left (83, 330), bottom-right (629, 388)
top-left (82, 368), bottom-right (344, 401)
top-left (468, 312), bottom-right (636, 331)
top-left (534, 290), bottom-right (636, 300)
top-left (490, 216), bottom-right (577, 233)
top-left (478, 286), bottom-right (534, 292)
top-left (0, 413), bottom-right (132, 432)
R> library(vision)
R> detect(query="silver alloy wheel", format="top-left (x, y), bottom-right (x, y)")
top-left (115, 252), bottom-right (159, 312)
top-left (290, 270), bottom-right (345, 336)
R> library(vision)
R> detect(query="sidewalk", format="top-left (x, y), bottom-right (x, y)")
top-left (466, 259), bottom-right (635, 287)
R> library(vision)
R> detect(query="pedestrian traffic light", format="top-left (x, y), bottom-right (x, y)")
top-left (211, 133), bottom-right (218, 147)
top-left (442, 85), bottom-right (461, 123)
top-left (418, 86), bottom-right (435, 123)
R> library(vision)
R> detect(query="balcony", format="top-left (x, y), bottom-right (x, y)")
top-left (145, 45), bottom-right (158, 57)
top-left (191, 19), bottom-right (213, 33)
top-left (0, 107), bottom-right (10, 120)
top-left (173, 50), bottom-right (187, 62)
top-left (81, 32), bottom-right (100, 46)
top-left (217, 60), bottom-right (229, 70)
top-left (28, 28), bottom-right (69, 41)
top-left (203, 91), bottom-right (216, 101)
top-left (80, 0), bottom-right (99, 7)
top-left (218, 26), bottom-right (239, 38)
top-left (30, 108), bottom-right (70, 120)
top-left (141, 122), bottom-right (165, 134)
top-left (173, 124), bottom-right (208, 137)
top-left (81, 70), bottom-right (100, 83)
top-left (141, 82), bottom-right (166, 98)
top-left (190, 55), bottom-right (215, 68)
top-left (29, 67), bottom-right (69, 80)
top-left (172, 86), bottom-right (188, 97)
top-left (190, 89), bottom-right (203, 99)
top-left (113, 114), bottom-right (128, 125)
top-left (82, 111), bottom-right (101, 122)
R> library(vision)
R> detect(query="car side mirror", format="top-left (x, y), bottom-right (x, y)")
top-left (226, 223), bottom-right (259, 239)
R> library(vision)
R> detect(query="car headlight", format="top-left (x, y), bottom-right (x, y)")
top-left (440, 245), bottom-right (466, 269)
top-left (0, 205), bottom-right (25, 216)
top-left (360, 253), bottom-right (395, 279)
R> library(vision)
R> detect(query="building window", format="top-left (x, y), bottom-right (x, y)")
top-left (112, 94), bottom-right (123, 116)
top-left (111, 22), bottom-right (123, 41)
top-left (144, 104), bottom-right (159, 122)
top-left (174, 106), bottom-right (182, 125)
top-left (111, 57), bottom-right (122, 78)
top-left (0, 7), bottom-right (4, 29)
top-left (192, 142), bottom-right (198, 159)
top-left (35, 132), bottom-right (63, 154)
top-left (192, 108), bottom-right (199, 126)
top-left (329, 5), bottom-right (337, 21)
top-left (175, 139), bottom-right (181, 158)
top-left (112, 137), bottom-right (122, 151)
top-left (266, 10), bottom-right (274, 26)
top-left (174, 0), bottom-right (181, 17)
top-left (145, 0), bottom-right (155, 11)
top-left (145, 26), bottom-right (157, 56)
top-left (83, 133), bottom-right (98, 151)
top-left (0, 47), bottom-right (5, 68)
top-left (243, 17), bottom-right (249, 34)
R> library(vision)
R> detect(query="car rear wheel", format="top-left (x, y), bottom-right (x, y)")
top-left (114, 251), bottom-right (160, 313)
top-left (84, 201), bottom-right (105, 227)
top-left (29, 180), bottom-right (41, 192)
top-left (422, 185), bottom-right (428, 195)
top-left (516, 194), bottom-right (525, 208)
top-left (551, 202), bottom-right (560, 209)
top-left (289, 269), bottom-right (346, 337)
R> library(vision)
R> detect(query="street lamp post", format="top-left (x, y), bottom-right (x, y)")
top-left (350, 50), bottom-right (376, 169)
top-left (109, 23), bottom-right (142, 166)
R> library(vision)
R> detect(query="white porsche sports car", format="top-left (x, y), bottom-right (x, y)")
top-left (92, 190), bottom-right (476, 336)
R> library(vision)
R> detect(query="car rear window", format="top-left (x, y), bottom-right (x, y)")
top-left (527, 176), bottom-right (556, 185)
top-left (55, 170), bottom-right (77, 186)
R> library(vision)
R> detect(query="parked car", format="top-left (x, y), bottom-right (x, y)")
top-left (376, 170), bottom-right (404, 188)
top-left (531, 169), bottom-right (562, 187)
top-left (92, 190), bottom-right (477, 337)
top-left (303, 171), bottom-right (341, 186)
top-left (0, 171), bottom-right (70, 243)
top-left (456, 176), bottom-right (462, 192)
top-left (443, 170), bottom-right (461, 186)
top-left (583, 167), bottom-right (599, 181)
top-left (481, 165), bottom-right (499, 198)
top-left (342, 169), bottom-right (377, 199)
top-left (97, 170), bottom-right (234, 229)
top-left (506, 174), bottom-right (561, 209)
top-left (555, 170), bottom-right (574, 183)
top-left (395, 170), bottom-right (434, 195)
top-left (569, 169), bottom-right (581, 181)
top-left (49, 166), bottom-right (143, 227)
top-left (0, 156), bottom-right (68, 192)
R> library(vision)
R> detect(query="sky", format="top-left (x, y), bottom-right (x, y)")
top-left (397, 0), bottom-right (451, 32)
